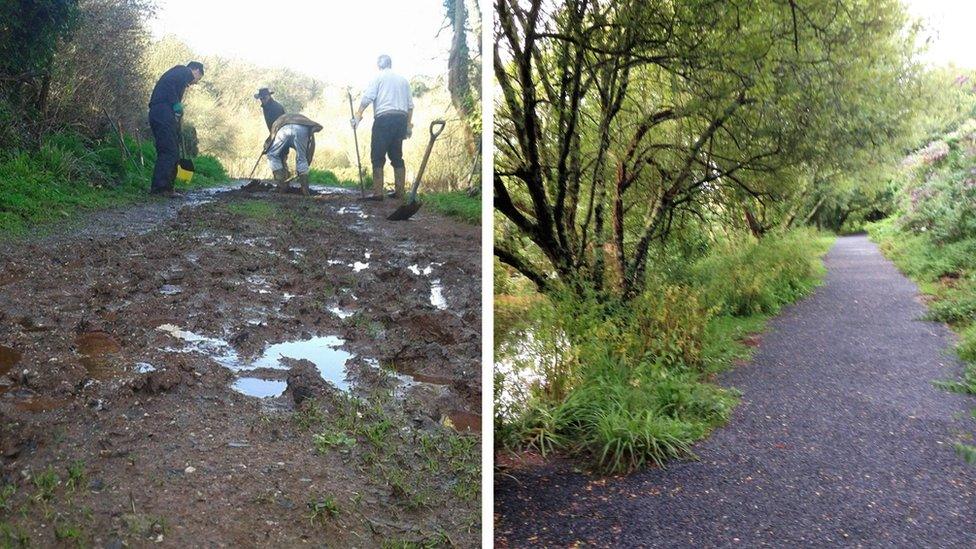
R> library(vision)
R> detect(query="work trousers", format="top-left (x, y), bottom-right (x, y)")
top-left (370, 112), bottom-right (407, 169)
top-left (149, 103), bottom-right (179, 193)
top-left (267, 124), bottom-right (312, 175)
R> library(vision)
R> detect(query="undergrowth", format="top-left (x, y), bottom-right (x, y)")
top-left (867, 129), bottom-right (976, 465)
top-left (422, 191), bottom-right (480, 224)
top-left (0, 130), bottom-right (229, 235)
top-left (495, 228), bottom-right (832, 474)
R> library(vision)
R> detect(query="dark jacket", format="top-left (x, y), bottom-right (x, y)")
top-left (261, 99), bottom-right (286, 131)
top-left (149, 65), bottom-right (194, 108)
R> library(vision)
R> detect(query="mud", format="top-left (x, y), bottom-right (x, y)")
top-left (0, 181), bottom-right (480, 546)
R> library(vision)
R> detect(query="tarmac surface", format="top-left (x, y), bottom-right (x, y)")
top-left (496, 235), bottom-right (976, 547)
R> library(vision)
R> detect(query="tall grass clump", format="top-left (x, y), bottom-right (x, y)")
top-left (495, 228), bottom-right (831, 474)
top-left (0, 131), bottom-right (230, 235)
top-left (691, 228), bottom-right (831, 316)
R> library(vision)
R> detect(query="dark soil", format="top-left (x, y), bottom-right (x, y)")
top-left (496, 235), bottom-right (976, 547)
top-left (0, 182), bottom-right (481, 547)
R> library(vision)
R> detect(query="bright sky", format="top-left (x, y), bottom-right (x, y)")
top-left (904, 0), bottom-right (976, 68)
top-left (148, 0), bottom-right (453, 85)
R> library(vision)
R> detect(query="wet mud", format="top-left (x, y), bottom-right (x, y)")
top-left (0, 182), bottom-right (480, 546)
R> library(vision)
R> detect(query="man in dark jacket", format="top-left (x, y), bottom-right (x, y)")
top-left (255, 88), bottom-right (287, 169)
top-left (148, 61), bottom-right (204, 196)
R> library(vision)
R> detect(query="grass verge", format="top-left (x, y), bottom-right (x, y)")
top-left (422, 191), bottom-right (479, 224)
top-left (868, 218), bottom-right (976, 461)
top-left (0, 131), bottom-right (230, 237)
top-left (495, 228), bottom-right (833, 474)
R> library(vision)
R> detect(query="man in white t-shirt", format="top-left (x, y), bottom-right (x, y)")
top-left (352, 55), bottom-right (414, 200)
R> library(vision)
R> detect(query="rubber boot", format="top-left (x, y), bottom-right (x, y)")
top-left (273, 168), bottom-right (289, 193)
top-left (298, 172), bottom-right (310, 196)
top-left (371, 166), bottom-right (385, 201)
top-left (393, 167), bottom-right (406, 199)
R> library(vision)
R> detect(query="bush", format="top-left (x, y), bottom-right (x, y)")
top-left (193, 155), bottom-right (228, 181)
top-left (308, 168), bottom-right (339, 185)
top-left (423, 191), bottom-right (479, 224)
top-left (495, 228), bottom-right (831, 473)
top-left (898, 136), bottom-right (976, 244)
top-left (0, 130), bottom-right (229, 235)
top-left (691, 229), bottom-right (829, 316)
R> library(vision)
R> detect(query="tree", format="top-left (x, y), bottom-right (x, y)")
top-left (0, 0), bottom-right (78, 146)
top-left (494, 0), bottom-right (918, 299)
top-left (445, 0), bottom-right (482, 189)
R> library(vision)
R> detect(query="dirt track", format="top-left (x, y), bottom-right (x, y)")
top-left (0, 182), bottom-right (481, 546)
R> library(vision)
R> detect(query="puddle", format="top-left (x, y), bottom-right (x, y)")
top-left (0, 345), bottom-right (21, 377)
top-left (328, 306), bottom-right (355, 319)
top-left (430, 280), bottom-right (447, 309)
top-left (157, 324), bottom-right (240, 369)
top-left (232, 377), bottom-right (286, 398)
top-left (446, 410), bottom-right (481, 433)
top-left (158, 325), bottom-right (357, 393)
top-left (351, 261), bottom-right (370, 272)
top-left (135, 362), bottom-right (156, 374)
top-left (75, 332), bottom-right (123, 379)
top-left (283, 293), bottom-right (297, 302)
top-left (337, 206), bottom-right (369, 219)
top-left (408, 264), bottom-right (433, 276)
top-left (160, 284), bottom-right (182, 295)
top-left (246, 336), bottom-right (353, 392)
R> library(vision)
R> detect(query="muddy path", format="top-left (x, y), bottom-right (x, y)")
top-left (0, 182), bottom-right (481, 546)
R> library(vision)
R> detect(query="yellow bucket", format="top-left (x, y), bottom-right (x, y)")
top-left (176, 159), bottom-right (194, 183)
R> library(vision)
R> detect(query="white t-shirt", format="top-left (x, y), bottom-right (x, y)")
top-left (361, 69), bottom-right (413, 117)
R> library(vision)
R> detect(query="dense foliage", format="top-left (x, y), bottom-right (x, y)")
top-left (496, 230), bottom-right (832, 472)
top-left (494, 0), bottom-right (919, 299)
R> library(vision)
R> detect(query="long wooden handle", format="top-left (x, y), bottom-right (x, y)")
top-left (347, 89), bottom-right (366, 198)
top-left (408, 119), bottom-right (446, 203)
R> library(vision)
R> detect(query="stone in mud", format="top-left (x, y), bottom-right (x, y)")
top-left (284, 358), bottom-right (335, 407)
top-left (131, 367), bottom-right (183, 394)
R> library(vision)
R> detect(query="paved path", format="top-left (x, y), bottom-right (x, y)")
top-left (496, 235), bottom-right (976, 547)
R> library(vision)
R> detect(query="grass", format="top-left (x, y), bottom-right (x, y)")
top-left (422, 190), bottom-right (479, 224)
top-left (221, 199), bottom-right (279, 220)
top-left (0, 459), bottom-right (96, 546)
top-left (31, 467), bottom-right (60, 503)
top-left (312, 431), bottom-right (356, 453)
top-left (307, 495), bottom-right (341, 525)
top-left (0, 131), bottom-right (230, 236)
top-left (288, 391), bottom-right (480, 522)
top-left (495, 228), bottom-right (833, 474)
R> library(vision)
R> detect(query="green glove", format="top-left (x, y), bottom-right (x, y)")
top-left (173, 102), bottom-right (184, 115)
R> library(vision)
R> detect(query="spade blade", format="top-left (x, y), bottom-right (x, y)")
top-left (387, 201), bottom-right (421, 221)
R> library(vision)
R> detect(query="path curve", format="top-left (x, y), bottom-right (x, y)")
top-left (496, 235), bottom-right (976, 547)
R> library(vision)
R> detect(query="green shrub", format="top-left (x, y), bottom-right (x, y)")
top-left (959, 324), bottom-right (976, 364)
top-left (495, 228), bottom-right (830, 473)
top-left (691, 229), bottom-right (829, 316)
top-left (0, 130), bottom-right (229, 235)
top-left (308, 168), bottom-right (339, 185)
top-left (423, 191), bottom-right (479, 224)
top-left (193, 155), bottom-right (227, 181)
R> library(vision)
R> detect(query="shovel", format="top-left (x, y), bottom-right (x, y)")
top-left (347, 89), bottom-right (366, 198)
top-left (388, 119), bottom-right (446, 221)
